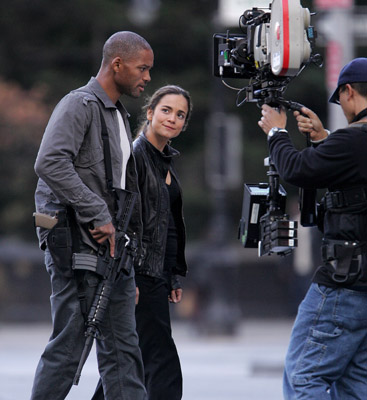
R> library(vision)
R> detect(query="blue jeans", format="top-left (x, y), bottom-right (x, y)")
top-left (30, 249), bottom-right (146, 400)
top-left (283, 283), bottom-right (367, 399)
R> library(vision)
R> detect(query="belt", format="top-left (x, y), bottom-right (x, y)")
top-left (324, 187), bottom-right (367, 209)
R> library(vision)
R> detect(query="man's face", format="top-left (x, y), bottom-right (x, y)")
top-left (115, 48), bottom-right (154, 98)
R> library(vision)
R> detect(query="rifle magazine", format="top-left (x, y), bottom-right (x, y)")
top-left (72, 253), bottom-right (98, 272)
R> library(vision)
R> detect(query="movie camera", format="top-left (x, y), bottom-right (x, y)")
top-left (213, 0), bottom-right (322, 256)
top-left (213, 0), bottom-right (322, 110)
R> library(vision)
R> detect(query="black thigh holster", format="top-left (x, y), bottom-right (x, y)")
top-left (47, 210), bottom-right (74, 277)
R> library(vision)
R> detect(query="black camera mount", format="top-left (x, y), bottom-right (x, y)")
top-left (239, 157), bottom-right (298, 257)
top-left (258, 158), bottom-right (298, 256)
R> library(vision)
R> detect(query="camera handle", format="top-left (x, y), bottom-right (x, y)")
top-left (269, 97), bottom-right (305, 115)
top-left (265, 157), bottom-right (284, 217)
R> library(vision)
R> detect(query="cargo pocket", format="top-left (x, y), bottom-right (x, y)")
top-left (292, 325), bottom-right (343, 386)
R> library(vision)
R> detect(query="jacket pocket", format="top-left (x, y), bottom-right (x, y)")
top-left (75, 146), bottom-right (103, 168)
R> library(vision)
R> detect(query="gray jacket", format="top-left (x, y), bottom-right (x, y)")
top-left (35, 77), bottom-right (141, 250)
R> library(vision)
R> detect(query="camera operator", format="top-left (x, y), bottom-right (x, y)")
top-left (258, 57), bottom-right (367, 399)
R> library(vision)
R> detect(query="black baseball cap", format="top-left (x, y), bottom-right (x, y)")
top-left (329, 57), bottom-right (367, 104)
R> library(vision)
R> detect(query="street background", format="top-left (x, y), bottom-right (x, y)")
top-left (0, 319), bottom-right (293, 400)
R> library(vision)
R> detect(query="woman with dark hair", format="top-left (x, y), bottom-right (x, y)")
top-left (133, 85), bottom-right (192, 399)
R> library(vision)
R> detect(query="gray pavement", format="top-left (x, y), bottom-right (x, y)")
top-left (0, 319), bottom-right (293, 400)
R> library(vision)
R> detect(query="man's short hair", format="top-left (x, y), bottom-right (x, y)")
top-left (329, 58), bottom-right (367, 104)
top-left (102, 31), bottom-right (152, 65)
top-left (339, 82), bottom-right (367, 100)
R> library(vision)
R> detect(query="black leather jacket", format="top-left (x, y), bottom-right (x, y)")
top-left (133, 133), bottom-right (188, 280)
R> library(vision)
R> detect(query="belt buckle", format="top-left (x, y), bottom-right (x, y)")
top-left (331, 191), bottom-right (343, 208)
top-left (326, 191), bottom-right (343, 208)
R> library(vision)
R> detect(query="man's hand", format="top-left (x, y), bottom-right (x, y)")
top-left (89, 222), bottom-right (115, 257)
top-left (294, 106), bottom-right (328, 142)
top-left (169, 288), bottom-right (183, 304)
top-left (258, 104), bottom-right (287, 135)
top-left (135, 287), bottom-right (140, 305)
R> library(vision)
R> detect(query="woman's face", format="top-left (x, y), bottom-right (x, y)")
top-left (147, 94), bottom-right (188, 144)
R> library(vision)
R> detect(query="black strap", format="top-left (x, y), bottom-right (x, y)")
top-left (72, 106), bottom-right (115, 322)
top-left (322, 239), bottom-right (364, 283)
top-left (75, 270), bottom-right (88, 323)
top-left (99, 111), bottom-right (114, 192)
top-left (75, 109), bottom-right (113, 322)
top-left (351, 108), bottom-right (367, 124)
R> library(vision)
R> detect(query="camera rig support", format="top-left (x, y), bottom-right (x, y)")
top-left (239, 157), bottom-right (298, 257)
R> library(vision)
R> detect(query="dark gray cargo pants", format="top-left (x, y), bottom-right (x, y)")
top-left (30, 249), bottom-right (147, 400)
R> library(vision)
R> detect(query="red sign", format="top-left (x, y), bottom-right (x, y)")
top-left (314, 0), bottom-right (354, 9)
top-left (326, 41), bottom-right (343, 90)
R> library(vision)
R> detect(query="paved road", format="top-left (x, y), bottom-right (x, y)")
top-left (0, 319), bottom-right (293, 400)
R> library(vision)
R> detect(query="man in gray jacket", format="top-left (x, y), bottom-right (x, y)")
top-left (31, 31), bottom-right (153, 400)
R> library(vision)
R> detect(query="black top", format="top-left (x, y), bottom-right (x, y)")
top-left (164, 177), bottom-right (180, 273)
top-left (268, 120), bottom-right (367, 289)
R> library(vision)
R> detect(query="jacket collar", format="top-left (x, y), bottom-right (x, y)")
top-left (139, 132), bottom-right (180, 160)
top-left (86, 77), bottom-right (130, 118)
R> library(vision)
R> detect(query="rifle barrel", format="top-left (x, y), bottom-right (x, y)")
top-left (73, 335), bottom-right (94, 385)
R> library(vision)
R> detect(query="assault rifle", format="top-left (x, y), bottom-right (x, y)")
top-left (73, 189), bottom-right (138, 385)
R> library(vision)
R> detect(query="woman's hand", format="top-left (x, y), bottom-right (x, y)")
top-left (169, 288), bottom-right (183, 303)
